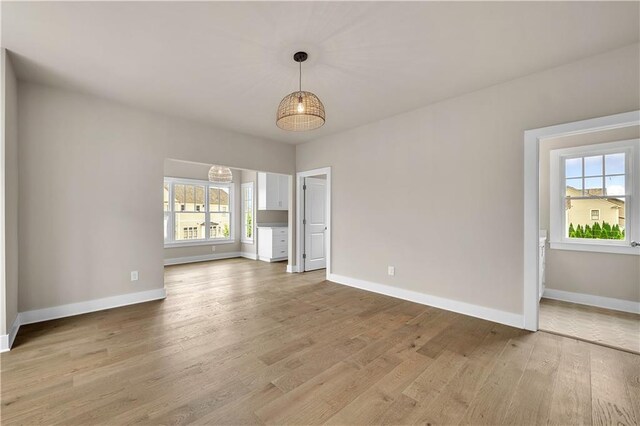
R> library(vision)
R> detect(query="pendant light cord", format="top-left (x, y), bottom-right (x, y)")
top-left (299, 60), bottom-right (302, 92)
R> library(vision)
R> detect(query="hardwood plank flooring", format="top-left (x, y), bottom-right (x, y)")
top-left (1, 258), bottom-right (638, 425)
top-left (539, 298), bottom-right (640, 354)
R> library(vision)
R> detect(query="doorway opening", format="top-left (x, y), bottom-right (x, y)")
top-left (523, 111), bottom-right (640, 353)
top-left (163, 158), bottom-right (293, 269)
top-left (296, 167), bottom-right (331, 277)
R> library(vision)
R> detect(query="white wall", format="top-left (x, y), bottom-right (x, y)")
top-left (296, 43), bottom-right (640, 316)
top-left (18, 82), bottom-right (295, 312)
top-left (539, 126), bottom-right (640, 302)
top-left (1, 49), bottom-right (19, 336)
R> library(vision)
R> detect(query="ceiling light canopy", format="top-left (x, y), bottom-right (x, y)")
top-left (208, 165), bottom-right (232, 183)
top-left (276, 51), bottom-right (325, 132)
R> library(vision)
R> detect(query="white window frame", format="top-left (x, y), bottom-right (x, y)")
top-left (550, 138), bottom-right (639, 255)
top-left (241, 182), bottom-right (255, 244)
top-left (164, 177), bottom-right (235, 247)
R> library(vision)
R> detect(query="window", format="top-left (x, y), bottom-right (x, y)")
top-left (550, 139), bottom-right (639, 254)
top-left (241, 182), bottom-right (254, 243)
top-left (164, 178), bottom-right (233, 245)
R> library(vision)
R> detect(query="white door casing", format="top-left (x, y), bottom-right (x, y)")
top-left (304, 177), bottom-right (327, 271)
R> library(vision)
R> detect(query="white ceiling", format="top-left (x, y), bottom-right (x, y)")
top-left (2, 2), bottom-right (639, 144)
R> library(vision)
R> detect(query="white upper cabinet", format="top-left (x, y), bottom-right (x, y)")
top-left (258, 173), bottom-right (289, 210)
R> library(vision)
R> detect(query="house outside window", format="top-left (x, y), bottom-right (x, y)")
top-left (164, 177), bottom-right (233, 245)
top-left (550, 139), bottom-right (639, 255)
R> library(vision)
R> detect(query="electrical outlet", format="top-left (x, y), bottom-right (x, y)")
top-left (388, 266), bottom-right (395, 276)
top-left (131, 271), bottom-right (139, 281)
top-left (211, 245), bottom-right (216, 252)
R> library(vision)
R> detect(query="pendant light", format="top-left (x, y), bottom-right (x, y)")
top-left (276, 51), bottom-right (325, 131)
top-left (208, 165), bottom-right (232, 183)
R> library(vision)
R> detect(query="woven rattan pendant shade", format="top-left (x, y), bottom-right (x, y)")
top-left (276, 51), bottom-right (325, 132)
top-left (208, 165), bottom-right (232, 183)
top-left (276, 91), bottom-right (325, 131)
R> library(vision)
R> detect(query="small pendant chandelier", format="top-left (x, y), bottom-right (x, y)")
top-left (208, 165), bottom-right (232, 183)
top-left (276, 51), bottom-right (325, 132)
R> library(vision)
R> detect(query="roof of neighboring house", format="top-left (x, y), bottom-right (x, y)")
top-left (164, 186), bottom-right (229, 205)
top-left (566, 186), bottom-right (623, 201)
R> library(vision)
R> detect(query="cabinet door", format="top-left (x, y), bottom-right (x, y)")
top-left (257, 173), bottom-right (268, 210)
top-left (266, 174), bottom-right (280, 209)
top-left (278, 175), bottom-right (289, 210)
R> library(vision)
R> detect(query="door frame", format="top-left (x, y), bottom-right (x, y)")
top-left (523, 110), bottom-right (639, 331)
top-left (296, 167), bottom-right (331, 277)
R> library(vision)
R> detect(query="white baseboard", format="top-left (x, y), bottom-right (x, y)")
top-left (286, 264), bottom-right (299, 273)
top-left (1, 288), bottom-right (166, 352)
top-left (19, 288), bottom-right (167, 326)
top-left (0, 315), bottom-right (21, 353)
top-left (258, 256), bottom-right (287, 263)
top-left (241, 252), bottom-right (258, 260)
top-left (164, 252), bottom-right (242, 266)
top-left (543, 288), bottom-right (640, 314)
top-left (327, 273), bottom-right (524, 329)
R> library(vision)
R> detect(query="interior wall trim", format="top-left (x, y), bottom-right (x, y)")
top-left (0, 315), bottom-right (21, 353)
top-left (328, 273), bottom-right (524, 329)
top-left (240, 252), bottom-right (258, 260)
top-left (164, 252), bottom-right (242, 266)
top-left (19, 288), bottom-right (167, 326)
top-left (543, 288), bottom-right (640, 314)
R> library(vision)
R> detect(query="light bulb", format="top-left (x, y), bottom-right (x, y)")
top-left (297, 97), bottom-right (304, 113)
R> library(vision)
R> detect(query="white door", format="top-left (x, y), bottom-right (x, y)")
top-left (304, 177), bottom-right (327, 271)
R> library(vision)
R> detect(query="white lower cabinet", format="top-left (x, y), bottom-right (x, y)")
top-left (258, 227), bottom-right (288, 262)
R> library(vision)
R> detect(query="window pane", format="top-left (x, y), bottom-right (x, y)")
top-left (195, 185), bottom-right (205, 212)
top-left (163, 182), bottom-right (170, 212)
top-left (565, 158), bottom-right (582, 178)
top-left (584, 177), bottom-right (603, 196)
top-left (184, 185), bottom-right (196, 211)
top-left (584, 155), bottom-right (603, 177)
top-left (209, 213), bottom-right (230, 239)
top-left (566, 178), bottom-right (582, 196)
top-left (220, 188), bottom-right (230, 212)
top-left (164, 212), bottom-right (170, 241)
top-left (566, 198), bottom-right (625, 240)
top-left (605, 175), bottom-right (625, 196)
top-left (174, 213), bottom-right (206, 241)
top-left (174, 184), bottom-right (185, 211)
top-left (605, 153), bottom-right (625, 175)
top-left (245, 213), bottom-right (253, 239)
top-left (209, 187), bottom-right (220, 212)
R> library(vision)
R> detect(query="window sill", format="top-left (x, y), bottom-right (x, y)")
top-left (550, 241), bottom-right (639, 256)
top-left (164, 239), bottom-right (235, 249)
top-left (241, 239), bottom-right (254, 245)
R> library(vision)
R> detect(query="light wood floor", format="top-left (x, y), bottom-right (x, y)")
top-left (540, 297), bottom-right (640, 354)
top-left (1, 258), bottom-right (639, 425)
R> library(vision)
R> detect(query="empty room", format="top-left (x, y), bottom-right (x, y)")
top-left (1, 2), bottom-right (639, 425)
